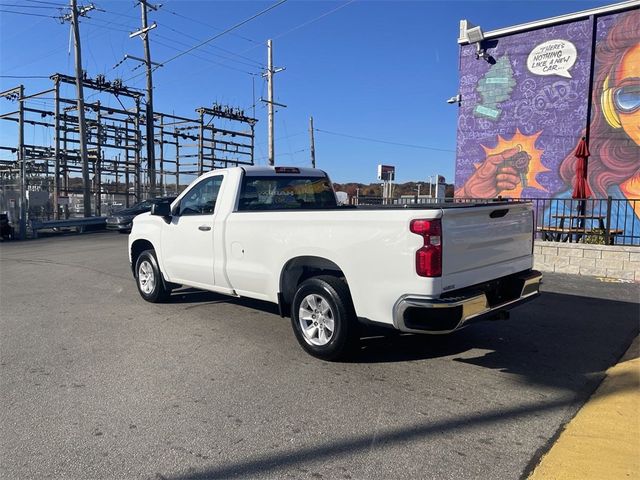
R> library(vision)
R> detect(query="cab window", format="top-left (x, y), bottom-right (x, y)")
top-left (178, 175), bottom-right (223, 216)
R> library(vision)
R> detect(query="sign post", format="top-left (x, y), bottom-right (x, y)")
top-left (377, 164), bottom-right (396, 205)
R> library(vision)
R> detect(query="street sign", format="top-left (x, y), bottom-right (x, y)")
top-left (377, 164), bottom-right (395, 181)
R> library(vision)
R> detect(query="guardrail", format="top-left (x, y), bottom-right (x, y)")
top-left (30, 217), bottom-right (106, 239)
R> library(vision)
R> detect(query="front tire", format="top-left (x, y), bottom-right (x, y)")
top-left (135, 249), bottom-right (171, 303)
top-left (291, 275), bottom-right (359, 361)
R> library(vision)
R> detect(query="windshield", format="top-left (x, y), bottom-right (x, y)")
top-left (238, 176), bottom-right (337, 211)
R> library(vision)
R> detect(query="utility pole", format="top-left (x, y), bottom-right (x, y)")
top-left (66, 0), bottom-right (95, 217)
top-left (267, 39), bottom-right (274, 166)
top-left (261, 39), bottom-right (285, 166)
top-left (309, 116), bottom-right (316, 168)
top-left (18, 85), bottom-right (25, 238)
top-left (130, 0), bottom-right (159, 197)
top-left (53, 78), bottom-right (60, 219)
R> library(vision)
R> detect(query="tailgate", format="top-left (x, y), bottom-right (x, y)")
top-left (441, 203), bottom-right (533, 277)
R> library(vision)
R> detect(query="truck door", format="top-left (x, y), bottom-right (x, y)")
top-left (161, 174), bottom-right (224, 288)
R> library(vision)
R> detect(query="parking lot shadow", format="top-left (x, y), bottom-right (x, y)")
top-left (169, 286), bottom-right (637, 394)
top-left (163, 365), bottom-right (637, 480)
top-left (156, 288), bottom-right (638, 480)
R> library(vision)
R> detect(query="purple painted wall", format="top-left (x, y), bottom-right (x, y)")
top-left (455, 19), bottom-right (593, 199)
top-left (454, 8), bottom-right (640, 241)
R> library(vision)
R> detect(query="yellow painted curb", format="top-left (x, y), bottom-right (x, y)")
top-left (529, 343), bottom-right (640, 480)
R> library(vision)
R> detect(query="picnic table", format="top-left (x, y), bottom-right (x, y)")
top-left (537, 214), bottom-right (622, 245)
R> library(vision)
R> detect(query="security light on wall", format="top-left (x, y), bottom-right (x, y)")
top-left (465, 25), bottom-right (484, 44)
top-left (476, 45), bottom-right (490, 61)
top-left (463, 24), bottom-right (490, 61)
top-left (447, 94), bottom-right (462, 105)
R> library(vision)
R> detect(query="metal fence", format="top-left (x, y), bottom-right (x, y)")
top-left (354, 195), bottom-right (639, 246)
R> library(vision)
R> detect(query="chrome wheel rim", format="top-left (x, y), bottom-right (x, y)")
top-left (298, 294), bottom-right (335, 346)
top-left (138, 260), bottom-right (155, 295)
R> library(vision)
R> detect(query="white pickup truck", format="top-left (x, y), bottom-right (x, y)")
top-left (129, 166), bottom-right (542, 360)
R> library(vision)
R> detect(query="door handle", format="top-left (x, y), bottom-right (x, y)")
top-left (198, 225), bottom-right (212, 231)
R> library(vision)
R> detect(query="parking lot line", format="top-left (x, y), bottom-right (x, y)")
top-left (529, 337), bottom-right (640, 480)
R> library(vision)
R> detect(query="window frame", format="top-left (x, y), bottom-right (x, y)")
top-left (175, 175), bottom-right (224, 217)
top-left (236, 175), bottom-right (337, 212)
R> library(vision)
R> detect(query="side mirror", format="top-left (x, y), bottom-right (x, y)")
top-left (151, 202), bottom-right (171, 217)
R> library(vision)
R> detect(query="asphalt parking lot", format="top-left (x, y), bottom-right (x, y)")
top-left (1, 232), bottom-right (638, 480)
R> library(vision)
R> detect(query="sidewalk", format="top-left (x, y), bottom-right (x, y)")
top-left (529, 336), bottom-right (639, 480)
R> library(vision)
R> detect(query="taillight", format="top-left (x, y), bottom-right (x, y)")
top-left (410, 219), bottom-right (442, 277)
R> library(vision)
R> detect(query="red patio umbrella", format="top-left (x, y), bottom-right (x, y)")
top-left (572, 137), bottom-right (591, 199)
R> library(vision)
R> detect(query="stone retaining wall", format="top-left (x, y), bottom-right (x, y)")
top-left (533, 241), bottom-right (640, 281)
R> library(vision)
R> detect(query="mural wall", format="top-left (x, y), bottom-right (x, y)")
top-left (455, 8), bottom-right (639, 218)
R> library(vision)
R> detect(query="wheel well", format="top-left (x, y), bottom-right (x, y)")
top-left (279, 256), bottom-right (346, 316)
top-left (130, 239), bottom-right (155, 274)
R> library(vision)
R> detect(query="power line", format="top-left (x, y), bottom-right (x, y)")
top-left (95, 7), bottom-right (140, 21)
top-left (194, 0), bottom-right (356, 75)
top-left (10, 8), bottom-right (132, 76)
top-left (273, 0), bottom-right (356, 40)
top-left (159, 7), bottom-right (259, 44)
top-left (314, 129), bottom-right (455, 153)
top-left (154, 28), bottom-right (264, 69)
top-left (92, 7), bottom-right (264, 76)
top-left (24, 0), bottom-right (64, 5)
top-left (153, 14), bottom-right (265, 67)
top-left (0, 75), bottom-right (51, 78)
top-left (153, 33), bottom-right (262, 71)
top-left (157, 0), bottom-right (288, 69)
top-left (84, 15), bottom-right (138, 31)
top-left (0, 8), bottom-right (56, 18)
top-left (0, 3), bottom-right (61, 9)
top-left (151, 37), bottom-right (259, 76)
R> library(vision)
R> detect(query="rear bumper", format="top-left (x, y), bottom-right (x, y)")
top-left (393, 270), bottom-right (542, 334)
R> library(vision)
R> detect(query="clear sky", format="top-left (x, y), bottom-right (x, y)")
top-left (0, 0), bottom-right (617, 184)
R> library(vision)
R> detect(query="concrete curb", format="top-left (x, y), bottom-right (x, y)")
top-left (528, 336), bottom-right (640, 479)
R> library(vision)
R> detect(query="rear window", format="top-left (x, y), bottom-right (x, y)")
top-left (238, 176), bottom-right (337, 211)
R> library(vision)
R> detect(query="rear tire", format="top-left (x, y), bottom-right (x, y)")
top-left (135, 249), bottom-right (171, 303)
top-left (291, 275), bottom-right (359, 361)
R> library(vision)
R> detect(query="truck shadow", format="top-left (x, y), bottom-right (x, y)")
top-left (158, 289), bottom-right (638, 480)
top-left (355, 291), bottom-right (638, 392)
top-left (168, 287), bottom-right (280, 315)
top-left (168, 287), bottom-right (638, 394)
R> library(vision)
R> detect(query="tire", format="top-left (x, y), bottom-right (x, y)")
top-left (135, 249), bottom-right (171, 303)
top-left (291, 275), bottom-right (359, 361)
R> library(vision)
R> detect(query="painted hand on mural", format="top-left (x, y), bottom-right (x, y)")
top-left (456, 147), bottom-right (532, 198)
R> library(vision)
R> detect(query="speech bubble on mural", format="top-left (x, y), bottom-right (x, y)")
top-left (527, 40), bottom-right (577, 79)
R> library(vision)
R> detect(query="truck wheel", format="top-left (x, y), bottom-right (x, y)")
top-left (135, 250), bottom-right (171, 303)
top-left (291, 275), bottom-right (359, 361)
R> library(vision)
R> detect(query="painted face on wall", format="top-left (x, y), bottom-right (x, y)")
top-left (606, 43), bottom-right (640, 146)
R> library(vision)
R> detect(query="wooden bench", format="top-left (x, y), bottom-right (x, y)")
top-left (537, 226), bottom-right (623, 245)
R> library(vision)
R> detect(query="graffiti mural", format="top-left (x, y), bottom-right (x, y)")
top-left (455, 8), bottom-right (639, 214)
top-left (455, 18), bottom-right (593, 198)
top-left (558, 10), bottom-right (640, 224)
